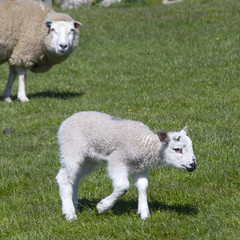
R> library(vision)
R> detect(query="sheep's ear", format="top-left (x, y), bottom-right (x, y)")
top-left (180, 126), bottom-right (188, 135)
top-left (45, 21), bottom-right (52, 28)
top-left (157, 130), bottom-right (170, 145)
top-left (74, 21), bottom-right (82, 28)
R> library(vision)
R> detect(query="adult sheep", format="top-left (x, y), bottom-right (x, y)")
top-left (0, 0), bottom-right (81, 102)
top-left (56, 111), bottom-right (197, 221)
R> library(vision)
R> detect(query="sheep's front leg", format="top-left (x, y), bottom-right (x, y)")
top-left (16, 68), bottom-right (29, 102)
top-left (131, 171), bottom-right (149, 219)
top-left (3, 66), bottom-right (17, 102)
top-left (97, 163), bottom-right (129, 213)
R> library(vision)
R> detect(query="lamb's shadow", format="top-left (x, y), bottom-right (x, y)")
top-left (77, 198), bottom-right (198, 216)
top-left (27, 90), bottom-right (84, 100)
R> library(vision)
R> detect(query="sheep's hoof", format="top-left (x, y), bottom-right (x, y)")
top-left (4, 97), bottom-right (12, 103)
top-left (18, 96), bottom-right (29, 102)
top-left (63, 213), bottom-right (77, 221)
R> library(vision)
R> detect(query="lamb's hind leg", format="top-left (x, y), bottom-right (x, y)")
top-left (72, 159), bottom-right (99, 211)
top-left (56, 158), bottom-right (98, 221)
top-left (56, 165), bottom-right (79, 221)
top-left (3, 66), bottom-right (17, 102)
top-left (97, 161), bottom-right (129, 213)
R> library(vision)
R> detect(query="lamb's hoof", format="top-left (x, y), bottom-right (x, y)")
top-left (63, 213), bottom-right (77, 221)
top-left (96, 202), bottom-right (107, 213)
top-left (18, 96), bottom-right (29, 102)
top-left (4, 97), bottom-right (12, 103)
top-left (138, 211), bottom-right (150, 220)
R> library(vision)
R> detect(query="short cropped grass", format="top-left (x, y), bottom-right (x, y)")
top-left (1, 0), bottom-right (240, 239)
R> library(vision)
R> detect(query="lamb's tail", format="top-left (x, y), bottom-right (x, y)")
top-left (162, 0), bottom-right (182, 5)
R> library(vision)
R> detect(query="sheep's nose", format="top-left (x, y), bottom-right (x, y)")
top-left (59, 44), bottom-right (68, 49)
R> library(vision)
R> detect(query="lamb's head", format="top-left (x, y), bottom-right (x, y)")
top-left (45, 20), bottom-right (81, 56)
top-left (158, 126), bottom-right (196, 172)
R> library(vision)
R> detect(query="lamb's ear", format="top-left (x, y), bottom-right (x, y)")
top-left (180, 126), bottom-right (188, 135)
top-left (74, 21), bottom-right (82, 28)
top-left (45, 21), bottom-right (52, 28)
top-left (157, 130), bottom-right (170, 145)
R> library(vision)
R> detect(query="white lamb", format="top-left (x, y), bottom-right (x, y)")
top-left (56, 111), bottom-right (197, 221)
top-left (0, 0), bottom-right (81, 102)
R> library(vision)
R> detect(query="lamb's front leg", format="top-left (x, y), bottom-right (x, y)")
top-left (16, 68), bottom-right (29, 102)
top-left (97, 163), bottom-right (129, 213)
top-left (131, 171), bottom-right (150, 219)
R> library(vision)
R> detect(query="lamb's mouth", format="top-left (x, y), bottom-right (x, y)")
top-left (181, 164), bottom-right (196, 172)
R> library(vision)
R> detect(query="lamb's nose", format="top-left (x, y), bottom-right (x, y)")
top-left (190, 158), bottom-right (197, 170)
top-left (60, 44), bottom-right (68, 49)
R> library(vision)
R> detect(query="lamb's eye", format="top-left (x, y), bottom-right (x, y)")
top-left (70, 29), bottom-right (75, 33)
top-left (174, 148), bottom-right (182, 153)
top-left (51, 28), bottom-right (56, 32)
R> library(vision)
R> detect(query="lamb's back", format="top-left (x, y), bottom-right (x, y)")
top-left (59, 111), bottom-right (156, 152)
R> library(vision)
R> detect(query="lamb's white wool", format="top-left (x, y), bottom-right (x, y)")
top-left (56, 111), bottom-right (196, 221)
top-left (162, 0), bottom-right (182, 4)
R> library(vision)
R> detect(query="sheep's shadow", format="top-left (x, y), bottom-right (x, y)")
top-left (8, 90), bottom-right (84, 101)
top-left (28, 90), bottom-right (84, 100)
top-left (77, 198), bottom-right (198, 216)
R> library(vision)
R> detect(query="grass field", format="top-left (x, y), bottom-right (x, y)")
top-left (1, 0), bottom-right (240, 239)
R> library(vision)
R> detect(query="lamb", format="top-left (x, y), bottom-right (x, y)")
top-left (56, 111), bottom-right (197, 221)
top-left (0, 0), bottom-right (81, 102)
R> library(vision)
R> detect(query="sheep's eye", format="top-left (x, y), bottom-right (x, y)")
top-left (51, 28), bottom-right (56, 32)
top-left (70, 29), bottom-right (75, 33)
top-left (174, 148), bottom-right (182, 153)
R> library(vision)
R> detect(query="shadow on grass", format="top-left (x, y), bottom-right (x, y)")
top-left (77, 198), bottom-right (198, 216)
top-left (8, 91), bottom-right (84, 101)
top-left (28, 90), bottom-right (84, 100)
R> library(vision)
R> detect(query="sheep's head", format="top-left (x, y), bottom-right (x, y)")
top-left (158, 126), bottom-right (197, 172)
top-left (45, 20), bottom-right (81, 56)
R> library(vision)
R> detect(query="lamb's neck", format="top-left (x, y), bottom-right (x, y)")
top-left (138, 133), bottom-right (163, 168)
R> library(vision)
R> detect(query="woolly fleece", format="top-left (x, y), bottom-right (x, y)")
top-left (56, 111), bottom-right (196, 220)
top-left (0, 0), bottom-right (79, 73)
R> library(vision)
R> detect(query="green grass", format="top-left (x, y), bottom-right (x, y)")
top-left (1, 0), bottom-right (240, 239)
